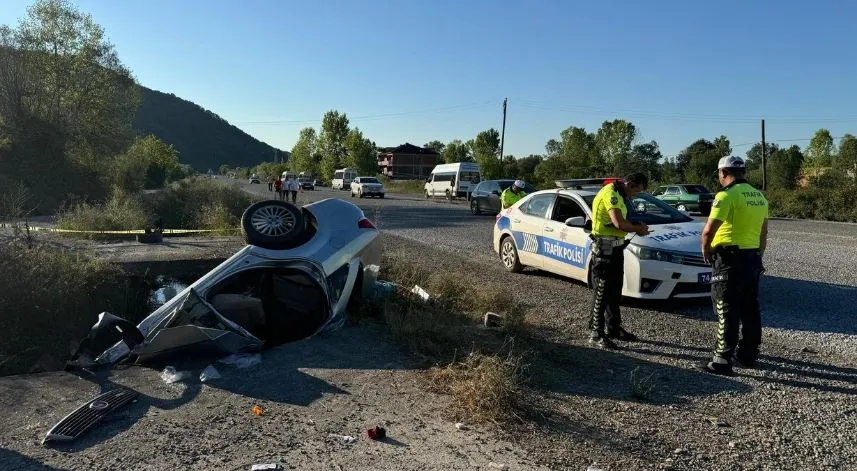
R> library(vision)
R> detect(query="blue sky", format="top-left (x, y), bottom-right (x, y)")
top-left (2, 0), bottom-right (856, 160)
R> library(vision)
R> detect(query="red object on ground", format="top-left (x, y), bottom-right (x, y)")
top-left (367, 425), bottom-right (386, 440)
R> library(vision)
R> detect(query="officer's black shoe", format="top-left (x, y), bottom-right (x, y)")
top-left (589, 335), bottom-right (618, 350)
top-left (733, 353), bottom-right (757, 369)
top-left (694, 358), bottom-right (733, 376)
top-left (606, 328), bottom-right (638, 342)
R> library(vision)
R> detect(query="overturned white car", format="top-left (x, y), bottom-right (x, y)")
top-left (68, 198), bottom-right (382, 368)
top-left (493, 180), bottom-right (711, 300)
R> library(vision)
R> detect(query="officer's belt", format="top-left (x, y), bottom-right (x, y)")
top-left (714, 245), bottom-right (760, 254)
top-left (590, 235), bottom-right (626, 248)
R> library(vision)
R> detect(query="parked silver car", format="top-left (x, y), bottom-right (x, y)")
top-left (68, 198), bottom-right (382, 368)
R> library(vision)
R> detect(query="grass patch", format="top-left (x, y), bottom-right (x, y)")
top-left (379, 177), bottom-right (425, 195)
top-left (363, 251), bottom-right (531, 423)
top-left (0, 239), bottom-right (150, 376)
top-left (54, 177), bottom-right (254, 233)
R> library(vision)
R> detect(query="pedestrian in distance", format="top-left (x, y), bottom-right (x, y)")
top-left (268, 177), bottom-right (274, 192)
top-left (587, 173), bottom-right (651, 350)
top-left (500, 180), bottom-right (528, 210)
top-left (273, 177), bottom-right (283, 201)
top-left (696, 156), bottom-right (769, 375)
top-left (288, 177), bottom-right (299, 204)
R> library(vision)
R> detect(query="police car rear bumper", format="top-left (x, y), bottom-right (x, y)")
top-left (623, 259), bottom-right (712, 299)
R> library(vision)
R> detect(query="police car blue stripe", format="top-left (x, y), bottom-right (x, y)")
top-left (506, 230), bottom-right (590, 269)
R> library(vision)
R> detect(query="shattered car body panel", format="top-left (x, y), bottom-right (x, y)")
top-left (72, 198), bottom-right (381, 367)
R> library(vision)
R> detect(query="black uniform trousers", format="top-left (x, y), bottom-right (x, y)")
top-left (588, 237), bottom-right (625, 336)
top-left (710, 246), bottom-right (764, 363)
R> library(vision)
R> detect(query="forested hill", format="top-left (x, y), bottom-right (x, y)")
top-left (133, 86), bottom-right (289, 170)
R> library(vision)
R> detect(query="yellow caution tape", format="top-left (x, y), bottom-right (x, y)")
top-left (22, 226), bottom-right (240, 235)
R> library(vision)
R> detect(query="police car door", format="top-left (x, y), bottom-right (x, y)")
top-left (540, 195), bottom-right (589, 282)
top-left (511, 194), bottom-right (554, 268)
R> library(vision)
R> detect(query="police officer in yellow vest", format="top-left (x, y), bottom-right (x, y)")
top-left (587, 173), bottom-right (651, 349)
top-left (500, 180), bottom-right (527, 210)
top-left (697, 156), bottom-right (769, 375)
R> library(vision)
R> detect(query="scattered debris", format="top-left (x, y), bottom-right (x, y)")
top-left (728, 441), bottom-right (737, 448)
top-left (199, 365), bottom-right (221, 382)
top-left (483, 312), bottom-right (502, 327)
top-left (250, 464), bottom-right (283, 470)
top-left (219, 353), bottom-right (263, 369)
top-left (799, 346), bottom-right (819, 354)
top-left (411, 285), bottom-right (430, 301)
top-left (706, 416), bottom-right (730, 427)
top-left (454, 422), bottom-right (468, 431)
top-left (328, 433), bottom-right (357, 444)
top-left (43, 388), bottom-right (139, 446)
top-left (372, 281), bottom-right (399, 300)
top-left (586, 467), bottom-right (605, 471)
top-left (367, 425), bottom-right (387, 440)
top-left (488, 462), bottom-right (508, 470)
top-left (251, 405), bottom-right (264, 416)
top-left (160, 366), bottom-right (191, 384)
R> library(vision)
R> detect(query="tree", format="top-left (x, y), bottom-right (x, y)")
top-left (768, 145), bottom-right (803, 190)
top-left (804, 128), bottom-right (834, 179)
top-left (424, 140), bottom-right (445, 155)
top-left (441, 139), bottom-right (471, 163)
top-left (289, 127), bottom-right (319, 176)
top-left (713, 135), bottom-right (732, 157)
top-left (535, 126), bottom-right (598, 183)
top-left (112, 135), bottom-right (181, 191)
top-left (677, 138), bottom-right (721, 187)
top-left (317, 110), bottom-right (350, 180)
top-left (629, 141), bottom-right (664, 182)
top-left (595, 119), bottom-right (637, 174)
top-left (471, 128), bottom-right (501, 179)
top-left (744, 142), bottom-right (781, 171)
top-left (345, 127), bottom-right (377, 176)
top-left (835, 134), bottom-right (857, 176)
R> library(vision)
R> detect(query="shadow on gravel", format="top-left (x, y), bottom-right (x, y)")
top-left (629, 339), bottom-right (857, 396)
top-left (49, 367), bottom-right (203, 453)
top-left (522, 333), bottom-right (750, 405)
top-left (759, 276), bottom-right (857, 336)
top-left (0, 448), bottom-right (70, 470)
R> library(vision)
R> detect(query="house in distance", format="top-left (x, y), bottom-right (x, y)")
top-left (376, 143), bottom-right (439, 180)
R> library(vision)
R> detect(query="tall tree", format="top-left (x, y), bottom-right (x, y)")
top-left (677, 138), bottom-right (721, 187)
top-left (536, 126), bottom-right (598, 182)
top-left (317, 110), bottom-right (350, 180)
top-left (769, 145), bottom-right (803, 190)
top-left (289, 127), bottom-right (319, 175)
top-left (804, 128), bottom-right (834, 179)
top-left (345, 127), bottom-right (377, 176)
top-left (441, 139), bottom-right (471, 163)
top-left (835, 134), bottom-right (857, 176)
top-left (744, 142), bottom-right (781, 170)
top-left (471, 128), bottom-right (501, 179)
top-left (595, 119), bottom-right (637, 174)
top-left (629, 141), bottom-right (664, 181)
top-left (424, 140), bottom-right (445, 155)
top-left (713, 135), bottom-right (732, 157)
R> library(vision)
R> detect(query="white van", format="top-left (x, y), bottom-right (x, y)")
top-left (424, 162), bottom-right (482, 200)
top-left (331, 167), bottom-right (358, 190)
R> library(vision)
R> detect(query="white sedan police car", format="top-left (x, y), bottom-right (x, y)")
top-left (493, 180), bottom-right (712, 299)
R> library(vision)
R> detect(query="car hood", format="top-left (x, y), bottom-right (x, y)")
top-left (630, 220), bottom-right (704, 253)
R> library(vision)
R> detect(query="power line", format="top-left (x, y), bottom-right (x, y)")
top-left (233, 101), bottom-right (499, 126)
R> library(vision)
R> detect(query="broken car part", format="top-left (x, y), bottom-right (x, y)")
top-left (42, 387), bottom-right (138, 446)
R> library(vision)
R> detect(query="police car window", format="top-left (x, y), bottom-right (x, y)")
top-left (551, 196), bottom-right (586, 222)
top-left (521, 195), bottom-right (553, 218)
top-left (628, 193), bottom-right (693, 224)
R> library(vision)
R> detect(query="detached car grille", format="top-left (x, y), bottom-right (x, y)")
top-left (43, 387), bottom-right (138, 445)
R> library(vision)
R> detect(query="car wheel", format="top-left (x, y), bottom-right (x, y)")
top-left (677, 204), bottom-right (687, 212)
top-left (445, 190), bottom-right (452, 201)
top-left (347, 265), bottom-right (365, 315)
top-left (240, 200), bottom-right (306, 250)
top-left (471, 199), bottom-right (481, 215)
top-left (425, 190), bottom-right (430, 199)
top-left (500, 236), bottom-right (523, 273)
top-left (358, 189), bottom-right (363, 198)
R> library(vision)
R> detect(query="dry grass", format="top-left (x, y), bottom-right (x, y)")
top-left (368, 250), bottom-right (532, 423)
top-left (56, 187), bottom-right (151, 231)
top-left (0, 238), bottom-right (150, 376)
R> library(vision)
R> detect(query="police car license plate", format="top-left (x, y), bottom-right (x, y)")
top-left (698, 272), bottom-right (712, 284)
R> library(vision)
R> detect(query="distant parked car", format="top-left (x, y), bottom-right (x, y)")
top-left (469, 179), bottom-right (538, 215)
top-left (652, 184), bottom-right (714, 215)
top-left (248, 174), bottom-right (261, 184)
top-left (350, 176), bottom-right (385, 199)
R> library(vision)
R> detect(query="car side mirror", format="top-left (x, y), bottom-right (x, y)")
top-left (565, 216), bottom-right (585, 227)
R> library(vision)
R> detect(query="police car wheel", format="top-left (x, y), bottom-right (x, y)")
top-left (241, 200), bottom-right (306, 250)
top-left (501, 236), bottom-right (523, 273)
top-left (425, 191), bottom-right (430, 199)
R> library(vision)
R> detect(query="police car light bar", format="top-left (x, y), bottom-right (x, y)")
top-left (555, 178), bottom-right (625, 189)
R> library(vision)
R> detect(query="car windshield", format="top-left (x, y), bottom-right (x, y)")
top-left (582, 193), bottom-right (692, 224)
top-left (498, 180), bottom-right (538, 193)
top-left (361, 177), bottom-right (380, 184)
top-left (683, 185), bottom-right (711, 194)
top-left (460, 171), bottom-right (481, 184)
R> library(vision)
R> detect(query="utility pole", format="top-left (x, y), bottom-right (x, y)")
top-left (499, 98), bottom-right (507, 162)
top-left (761, 119), bottom-right (767, 191)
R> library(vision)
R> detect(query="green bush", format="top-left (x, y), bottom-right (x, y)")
top-left (146, 178), bottom-right (254, 229)
top-left (56, 187), bottom-right (151, 231)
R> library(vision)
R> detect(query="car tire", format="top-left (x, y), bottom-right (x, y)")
top-left (677, 204), bottom-right (687, 212)
top-left (240, 200), bottom-right (306, 250)
top-left (471, 199), bottom-right (481, 215)
top-left (379, 194), bottom-right (384, 199)
top-left (358, 189), bottom-right (363, 199)
top-left (500, 236), bottom-right (523, 273)
top-left (425, 190), bottom-right (430, 199)
top-left (445, 190), bottom-right (452, 201)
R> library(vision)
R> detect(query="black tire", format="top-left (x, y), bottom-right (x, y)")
top-left (471, 199), bottom-right (482, 215)
top-left (347, 265), bottom-right (365, 315)
top-left (425, 190), bottom-right (430, 199)
top-left (379, 194), bottom-right (385, 199)
top-left (240, 200), bottom-right (306, 250)
top-left (500, 236), bottom-right (523, 273)
top-left (445, 190), bottom-right (452, 201)
top-left (358, 189), bottom-right (364, 198)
